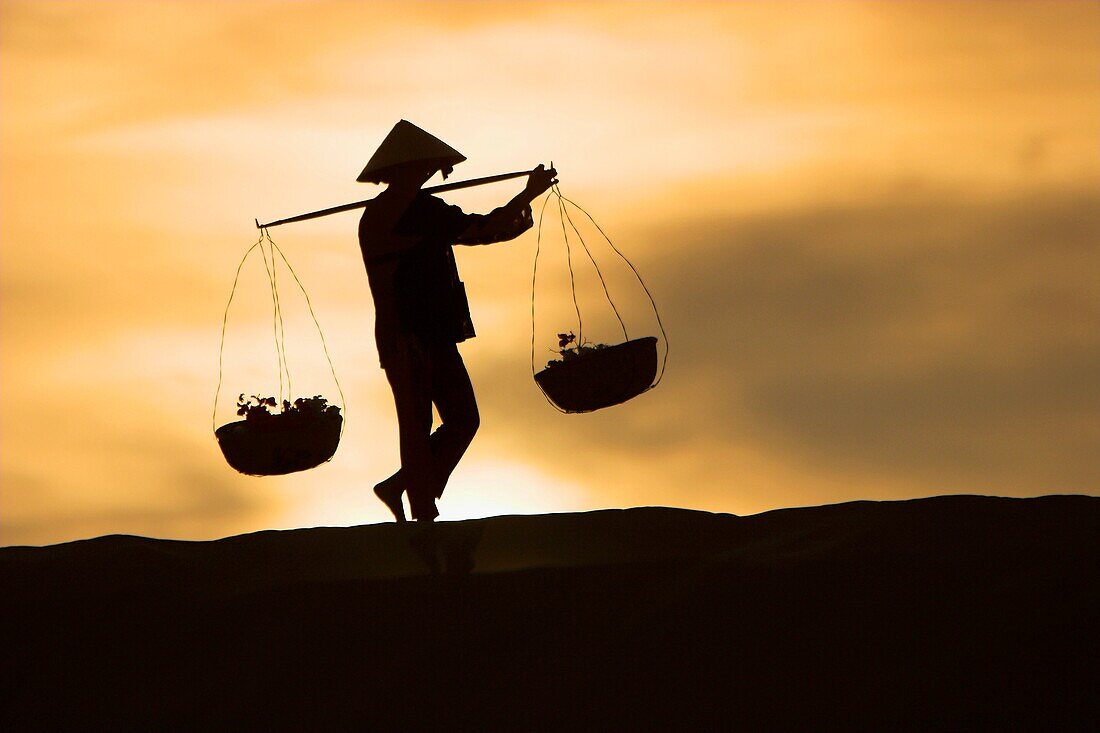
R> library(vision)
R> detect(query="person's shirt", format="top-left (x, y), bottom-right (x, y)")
top-left (358, 189), bottom-right (533, 367)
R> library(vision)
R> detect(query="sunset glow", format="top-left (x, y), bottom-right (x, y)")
top-left (3, 1), bottom-right (1098, 546)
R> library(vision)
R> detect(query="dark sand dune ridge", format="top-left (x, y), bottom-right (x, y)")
top-left (2, 495), bottom-right (1097, 730)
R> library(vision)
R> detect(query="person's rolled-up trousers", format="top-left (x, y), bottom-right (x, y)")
top-left (383, 338), bottom-right (480, 519)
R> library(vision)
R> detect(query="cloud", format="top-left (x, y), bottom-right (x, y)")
top-left (0, 2), bottom-right (599, 139)
top-left (471, 183), bottom-right (1100, 510)
top-left (0, 325), bottom-right (288, 547)
top-left (1, 423), bottom-right (276, 547)
top-left (3, 1), bottom-right (1098, 541)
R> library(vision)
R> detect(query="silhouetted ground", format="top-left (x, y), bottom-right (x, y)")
top-left (2, 495), bottom-right (1097, 730)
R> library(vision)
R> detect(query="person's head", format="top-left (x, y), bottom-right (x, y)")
top-left (357, 120), bottom-right (464, 187)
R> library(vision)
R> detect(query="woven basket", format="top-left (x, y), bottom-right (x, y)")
top-left (215, 410), bottom-right (342, 476)
top-left (534, 337), bottom-right (658, 413)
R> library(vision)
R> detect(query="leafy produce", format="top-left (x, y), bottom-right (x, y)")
top-left (235, 394), bottom-right (341, 422)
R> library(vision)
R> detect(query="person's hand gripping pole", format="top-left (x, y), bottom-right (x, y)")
top-left (522, 163), bottom-right (558, 205)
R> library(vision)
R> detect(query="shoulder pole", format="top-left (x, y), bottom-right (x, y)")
top-left (255, 168), bottom-right (537, 229)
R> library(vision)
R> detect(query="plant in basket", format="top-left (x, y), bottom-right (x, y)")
top-left (235, 394), bottom-right (341, 421)
top-left (216, 393), bottom-right (343, 476)
top-left (543, 331), bottom-right (613, 370)
top-left (534, 330), bottom-right (659, 413)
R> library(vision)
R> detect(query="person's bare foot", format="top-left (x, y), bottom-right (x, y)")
top-left (373, 475), bottom-right (406, 522)
top-left (413, 501), bottom-right (438, 522)
top-left (408, 488), bottom-right (439, 522)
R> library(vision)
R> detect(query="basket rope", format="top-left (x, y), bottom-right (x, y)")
top-left (259, 230), bottom-right (291, 403)
top-left (554, 190), bottom-right (669, 390)
top-left (558, 193), bottom-right (629, 343)
top-left (213, 228), bottom-right (346, 438)
top-left (529, 187), bottom-right (670, 407)
top-left (531, 191), bottom-right (567, 413)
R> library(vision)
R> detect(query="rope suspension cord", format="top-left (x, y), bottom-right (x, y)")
top-left (259, 231), bottom-right (291, 403)
top-left (531, 191), bottom-right (567, 413)
top-left (212, 228), bottom-right (346, 437)
top-left (556, 191), bottom-right (585, 349)
top-left (213, 233), bottom-right (263, 434)
top-left (266, 231), bottom-right (347, 432)
top-left (557, 188), bottom-right (629, 342)
top-left (553, 190), bottom-right (670, 390)
top-left (530, 186), bottom-right (670, 404)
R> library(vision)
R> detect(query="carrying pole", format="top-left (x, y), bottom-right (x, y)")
top-left (255, 168), bottom-right (538, 229)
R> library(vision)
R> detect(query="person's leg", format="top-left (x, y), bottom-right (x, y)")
top-left (427, 344), bottom-right (480, 499)
top-left (375, 344), bottom-right (480, 504)
top-left (378, 343), bottom-right (439, 521)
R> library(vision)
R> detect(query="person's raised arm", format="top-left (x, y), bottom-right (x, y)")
top-left (455, 164), bottom-right (558, 246)
top-left (505, 163), bottom-right (558, 212)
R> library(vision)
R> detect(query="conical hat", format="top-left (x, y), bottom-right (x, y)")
top-left (357, 120), bottom-right (466, 183)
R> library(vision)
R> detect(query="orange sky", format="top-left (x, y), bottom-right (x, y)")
top-left (2, 1), bottom-right (1098, 546)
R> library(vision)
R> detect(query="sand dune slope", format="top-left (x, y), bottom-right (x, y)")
top-left (2, 495), bottom-right (1097, 730)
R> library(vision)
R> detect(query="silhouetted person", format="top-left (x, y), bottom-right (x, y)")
top-left (357, 120), bottom-right (556, 521)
